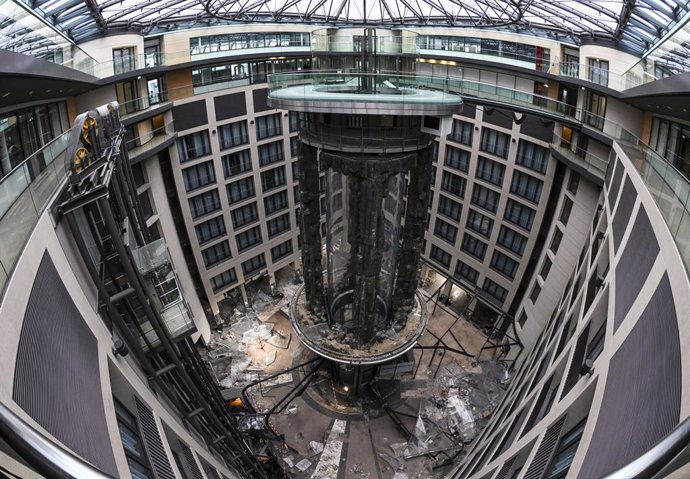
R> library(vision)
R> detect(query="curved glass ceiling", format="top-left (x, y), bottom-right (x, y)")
top-left (12, 0), bottom-right (690, 57)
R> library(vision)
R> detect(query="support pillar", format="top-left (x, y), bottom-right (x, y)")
top-left (299, 143), bottom-right (325, 315)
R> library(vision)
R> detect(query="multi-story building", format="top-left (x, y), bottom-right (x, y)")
top-left (1, 1), bottom-right (690, 478)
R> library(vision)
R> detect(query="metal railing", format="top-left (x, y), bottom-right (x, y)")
top-left (0, 402), bottom-right (113, 478)
top-left (551, 132), bottom-right (609, 178)
top-left (0, 129), bottom-right (71, 295)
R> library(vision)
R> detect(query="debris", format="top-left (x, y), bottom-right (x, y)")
top-left (295, 458), bottom-right (312, 472)
top-left (264, 350), bottom-right (276, 366)
top-left (390, 442), bottom-right (407, 459)
top-left (379, 452), bottom-right (403, 471)
top-left (286, 403), bottom-right (298, 415)
top-left (393, 472), bottom-right (409, 479)
top-left (283, 456), bottom-right (294, 468)
top-left (309, 441), bottom-right (324, 454)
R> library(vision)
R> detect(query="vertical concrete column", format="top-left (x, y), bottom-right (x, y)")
top-left (299, 143), bottom-right (325, 314)
top-left (391, 143), bottom-right (434, 323)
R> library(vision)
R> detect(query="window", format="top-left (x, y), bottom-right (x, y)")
top-left (588, 58), bottom-right (609, 86)
top-left (222, 149), bottom-right (251, 178)
top-left (466, 209), bottom-right (494, 238)
top-left (586, 322), bottom-right (606, 363)
top-left (545, 418), bottom-right (588, 479)
top-left (510, 170), bottom-right (543, 203)
top-left (551, 228), bottom-right (564, 253)
top-left (430, 245), bottom-right (451, 268)
top-left (235, 225), bottom-right (262, 251)
top-left (491, 251), bottom-right (519, 279)
top-left (114, 399), bottom-right (153, 479)
top-left (441, 171), bottom-right (466, 198)
top-left (497, 226), bottom-right (527, 257)
top-left (290, 136), bottom-right (300, 157)
top-left (437, 195), bottom-right (462, 221)
top-left (264, 190), bottom-right (289, 215)
top-left (178, 131), bottom-right (211, 162)
top-left (504, 199), bottom-right (536, 230)
top-left (202, 240), bottom-right (231, 267)
top-left (242, 253), bottom-right (266, 275)
top-left (483, 278), bottom-right (508, 304)
top-left (256, 113), bottom-right (282, 139)
top-left (584, 92), bottom-right (606, 130)
top-left (471, 184), bottom-right (500, 213)
top-left (227, 177), bottom-right (255, 204)
top-left (113, 47), bottom-right (135, 74)
top-left (461, 233), bottom-right (488, 261)
top-left (449, 119), bottom-right (473, 145)
top-left (568, 171), bottom-right (580, 194)
top-left (259, 140), bottom-right (284, 167)
top-left (530, 282), bottom-right (542, 302)
top-left (434, 218), bottom-right (458, 244)
top-left (267, 213), bottom-right (291, 237)
top-left (455, 260), bottom-right (479, 284)
top-left (516, 140), bottom-right (549, 174)
top-left (195, 215), bottom-right (226, 244)
top-left (230, 202), bottom-right (258, 228)
top-left (210, 268), bottom-right (237, 291)
top-left (261, 166), bottom-right (287, 192)
top-left (289, 111), bottom-right (301, 132)
top-left (219, 120), bottom-right (249, 149)
top-left (518, 310), bottom-right (528, 327)
top-left (189, 189), bottom-right (220, 219)
top-left (540, 256), bottom-right (553, 279)
top-left (271, 239), bottom-right (293, 261)
top-left (560, 197), bottom-right (574, 225)
top-left (445, 145), bottom-right (470, 172)
top-left (480, 128), bottom-right (510, 158)
top-left (476, 156), bottom-right (505, 186)
top-left (182, 160), bottom-right (216, 192)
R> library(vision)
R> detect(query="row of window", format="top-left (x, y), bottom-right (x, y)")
top-left (189, 186), bottom-right (292, 221)
top-left (178, 119), bottom-right (287, 163)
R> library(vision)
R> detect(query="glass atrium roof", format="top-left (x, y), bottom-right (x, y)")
top-left (4, 0), bottom-right (690, 60)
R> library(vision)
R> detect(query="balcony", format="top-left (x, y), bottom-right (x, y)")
top-left (126, 123), bottom-right (177, 164)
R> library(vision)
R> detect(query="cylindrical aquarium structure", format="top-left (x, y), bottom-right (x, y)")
top-left (269, 28), bottom-right (462, 369)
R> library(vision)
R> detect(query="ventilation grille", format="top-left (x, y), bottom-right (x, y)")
top-left (495, 457), bottom-right (516, 479)
top-left (179, 441), bottom-right (204, 479)
top-left (12, 252), bottom-right (117, 476)
top-left (134, 397), bottom-right (176, 479)
top-left (522, 415), bottom-right (567, 479)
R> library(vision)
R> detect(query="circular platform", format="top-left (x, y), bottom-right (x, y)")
top-left (288, 284), bottom-right (429, 365)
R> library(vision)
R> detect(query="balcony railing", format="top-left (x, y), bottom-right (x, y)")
top-left (551, 132), bottom-right (609, 179)
top-left (0, 129), bottom-right (71, 295)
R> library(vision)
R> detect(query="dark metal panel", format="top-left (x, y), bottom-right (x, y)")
top-left (605, 158), bottom-right (618, 188)
top-left (172, 100), bottom-right (208, 131)
top-left (134, 397), bottom-right (176, 479)
top-left (611, 176), bottom-right (636, 252)
top-left (522, 415), bottom-right (567, 479)
top-left (12, 252), bottom-right (118, 476)
top-left (519, 117), bottom-right (554, 143)
top-left (577, 273), bottom-right (681, 478)
top-left (214, 93), bottom-right (247, 121)
top-left (560, 323), bottom-right (591, 399)
top-left (252, 88), bottom-right (270, 113)
top-left (482, 107), bottom-right (513, 129)
top-left (459, 103), bottom-right (477, 119)
top-left (613, 206), bottom-right (659, 331)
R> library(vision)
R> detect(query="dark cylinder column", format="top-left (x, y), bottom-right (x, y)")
top-left (391, 142), bottom-right (435, 324)
top-left (298, 143), bottom-right (325, 315)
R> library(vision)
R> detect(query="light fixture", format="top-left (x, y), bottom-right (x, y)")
top-left (112, 339), bottom-right (129, 357)
top-left (343, 385), bottom-right (349, 392)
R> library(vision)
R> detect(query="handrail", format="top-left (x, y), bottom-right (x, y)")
top-left (0, 402), bottom-right (114, 478)
top-left (602, 415), bottom-right (690, 479)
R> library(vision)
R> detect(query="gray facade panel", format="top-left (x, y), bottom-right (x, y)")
top-left (613, 206), bottom-right (659, 330)
top-left (611, 177), bottom-right (636, 252)
top-left (252, 88), bottom-right (270, 113)
top-left (578, 272), bottom-right (681, 478)
top-left (12, 252), bottom-right (118, 476)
